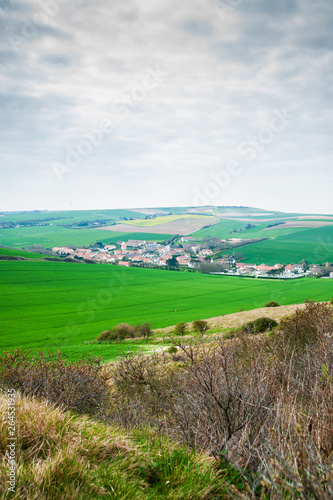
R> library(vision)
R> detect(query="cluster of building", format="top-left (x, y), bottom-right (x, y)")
top-left (214, 259), bottom-right (323, 278)
top-left (52, 240), bottom-right (210, 268)
top-left (52, 241), bottom-right (327, 278)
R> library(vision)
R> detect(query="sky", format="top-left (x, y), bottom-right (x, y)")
top-left (0, 0), bottom-right (332, 214)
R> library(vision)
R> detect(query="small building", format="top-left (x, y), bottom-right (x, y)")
top-left (228, 257), bottom-right (236, 266)
top-left (199, 249), bottom-right (213, 256)
top-left (127, 240), bottom-right (145, 248)
top-left (182, 236), bottom-right (194, 242)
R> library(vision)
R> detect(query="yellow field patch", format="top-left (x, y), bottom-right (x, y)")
top-left (121, 214), bottom-right (216, 227)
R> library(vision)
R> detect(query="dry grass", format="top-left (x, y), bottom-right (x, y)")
top-left (0, 392), bottom-right (228, 499)
top-left (155, 303), bottom-right (307, 335)
top-left (0, 392), bottom-right (135, 499)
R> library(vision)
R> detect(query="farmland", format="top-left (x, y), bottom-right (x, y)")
top-left (103, 214), bottom-right (219, 235)
top-left (1, 207), bottom-right (333, 266)
top-left (221, 225), bottom-right (333, 265)
top-left (0, 225), bottom-right (172, 249)
top-left (122, 214), bottom-right (217, 226)
top-left (0, 248), bottom-right (47, 259)
top-left (0, 260), bottom-right (332, 361)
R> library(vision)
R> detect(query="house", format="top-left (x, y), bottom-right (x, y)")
top-left (52, 247), bottom-right (74, 254)
top-left (176, 254), bottom-right (191, 265)
top-left (104, 245), bottom-right (116, 251)
top-left (228, 257), bottom-right (236, 266)
top-left (330, 272), bottom-right (333, 279)
top-left (181, 236), bottom-right (194, 242)
top-left (191, 246), bottom-right (200, 253)
top-left (145, 242), bottom-right (158, 252)
top-left (118, 261), bottom-right (130, 267)
top-left (127, 240), bottom-right (145, 248)
top-left (292, 264), bottom-right (305, 273)
top-left (199, 249), bottom-right (213, 256)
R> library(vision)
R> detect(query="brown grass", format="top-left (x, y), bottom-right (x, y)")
top-left (155, 303), bottom-right (307, 335)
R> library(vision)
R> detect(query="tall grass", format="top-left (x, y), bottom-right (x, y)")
top-left (0, 393), bottom-right (228, 499)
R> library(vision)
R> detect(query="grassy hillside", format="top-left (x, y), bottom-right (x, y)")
top-left (0, 393), bottom-right (227, 499)
top-left (0, 227), bottom-right (172, 249)
top-left (1, 206), bottom-right (332, 265)
top-left (0, 261), bottom-right (332, 360)
top-left (0, 209), bottom-right (143, 223)
top-left (226, 225), bottom-right (333, 264)
top-left (0, 248), bottom-right (47, 259)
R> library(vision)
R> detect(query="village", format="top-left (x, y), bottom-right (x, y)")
top-left (52, 236), bottom-right (328, 279)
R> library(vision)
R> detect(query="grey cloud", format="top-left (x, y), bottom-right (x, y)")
top-left (0, 0), bottom-right (332, 213)
top-left (183, 19), bottom-right (215, 36)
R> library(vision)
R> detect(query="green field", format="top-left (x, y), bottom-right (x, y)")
top-left (0, 209), bottom-right (152, 249)
top-left (193, 219), bottom-right (309, 241)
top-left (224, 225), bottom-right (333, 265)
top-left (0, 248), bottom-right (48, 259)
top-left (1, 261), bottom-right (332, 361)
top-left (0, 208), bottom-right (143, 223)
top-left (0, 226), bottom-right (173, 249)
top-left (1, 208), bottom-right (332, 267)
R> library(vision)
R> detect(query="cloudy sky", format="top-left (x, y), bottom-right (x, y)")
top-left (1, 0), bottom-right (332, 213)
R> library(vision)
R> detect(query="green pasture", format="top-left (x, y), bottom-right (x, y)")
top-left (99, 232), bottom-right (174, 243)
top-left (0, 208), bottom-right (143, 223)
top-left (0, 248), bottom-right (47, 259)
top-left (222, 226), bottom-right (333, 264)
top-left (0, 225), bottom-right (174, 249)
top-left (0, 261), bottom-right (332, 361)
top-left (193, 219), bottom-right (312, 241)
top-left (0, 225), bottom-right (116, 249)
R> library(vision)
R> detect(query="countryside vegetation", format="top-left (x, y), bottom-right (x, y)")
top-left (1, 206), bottom-right (333, 498)
top-left (1, 302), bottom-right (333, 498)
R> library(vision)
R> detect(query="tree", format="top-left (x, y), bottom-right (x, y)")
top-left (174, 322), bottom-right (187, 337)
top-left (137, 323), bottom-right (152, 340)
top-left (167, 256), bottom-right (179, 267)
top-left (192, 320), bottom-right (209, 334)
top-left (232, 251), bottom-right (244, 261)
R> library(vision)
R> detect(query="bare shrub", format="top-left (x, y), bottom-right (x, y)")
top-left (96, 322), bottom-right (152, 341)
top-left (109, 352), bottom-right (177, 428)
top-left (192, 320), bottom-right (209, 334)
top-left (0, 348), bottom-right (112, 416)
top-left (114, 323), bottom-right (136, 339)
top-left (96, 330), bottom-right (113, 341)
top-left (170, 338), bottom-right (277, 470)
top-left (275, 301), bottom-right (333, 357)
top-left (136, 323), bottom-right (152, 340)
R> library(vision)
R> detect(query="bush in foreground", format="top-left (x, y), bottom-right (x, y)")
top-left (243, 317), bottom-right (278, 334)
top-left (192, 320), bottom-right (209, 334)
top-left (96, 323), bottom-right (152, 341)
top-left (0, 349), bottom-right (111, 416)
top-left (174, 322), bottom-right (187, 336)
top-left (112, 303), bottom-right (333, 498)
top-left (264, 300), bottom-right (280, 307)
